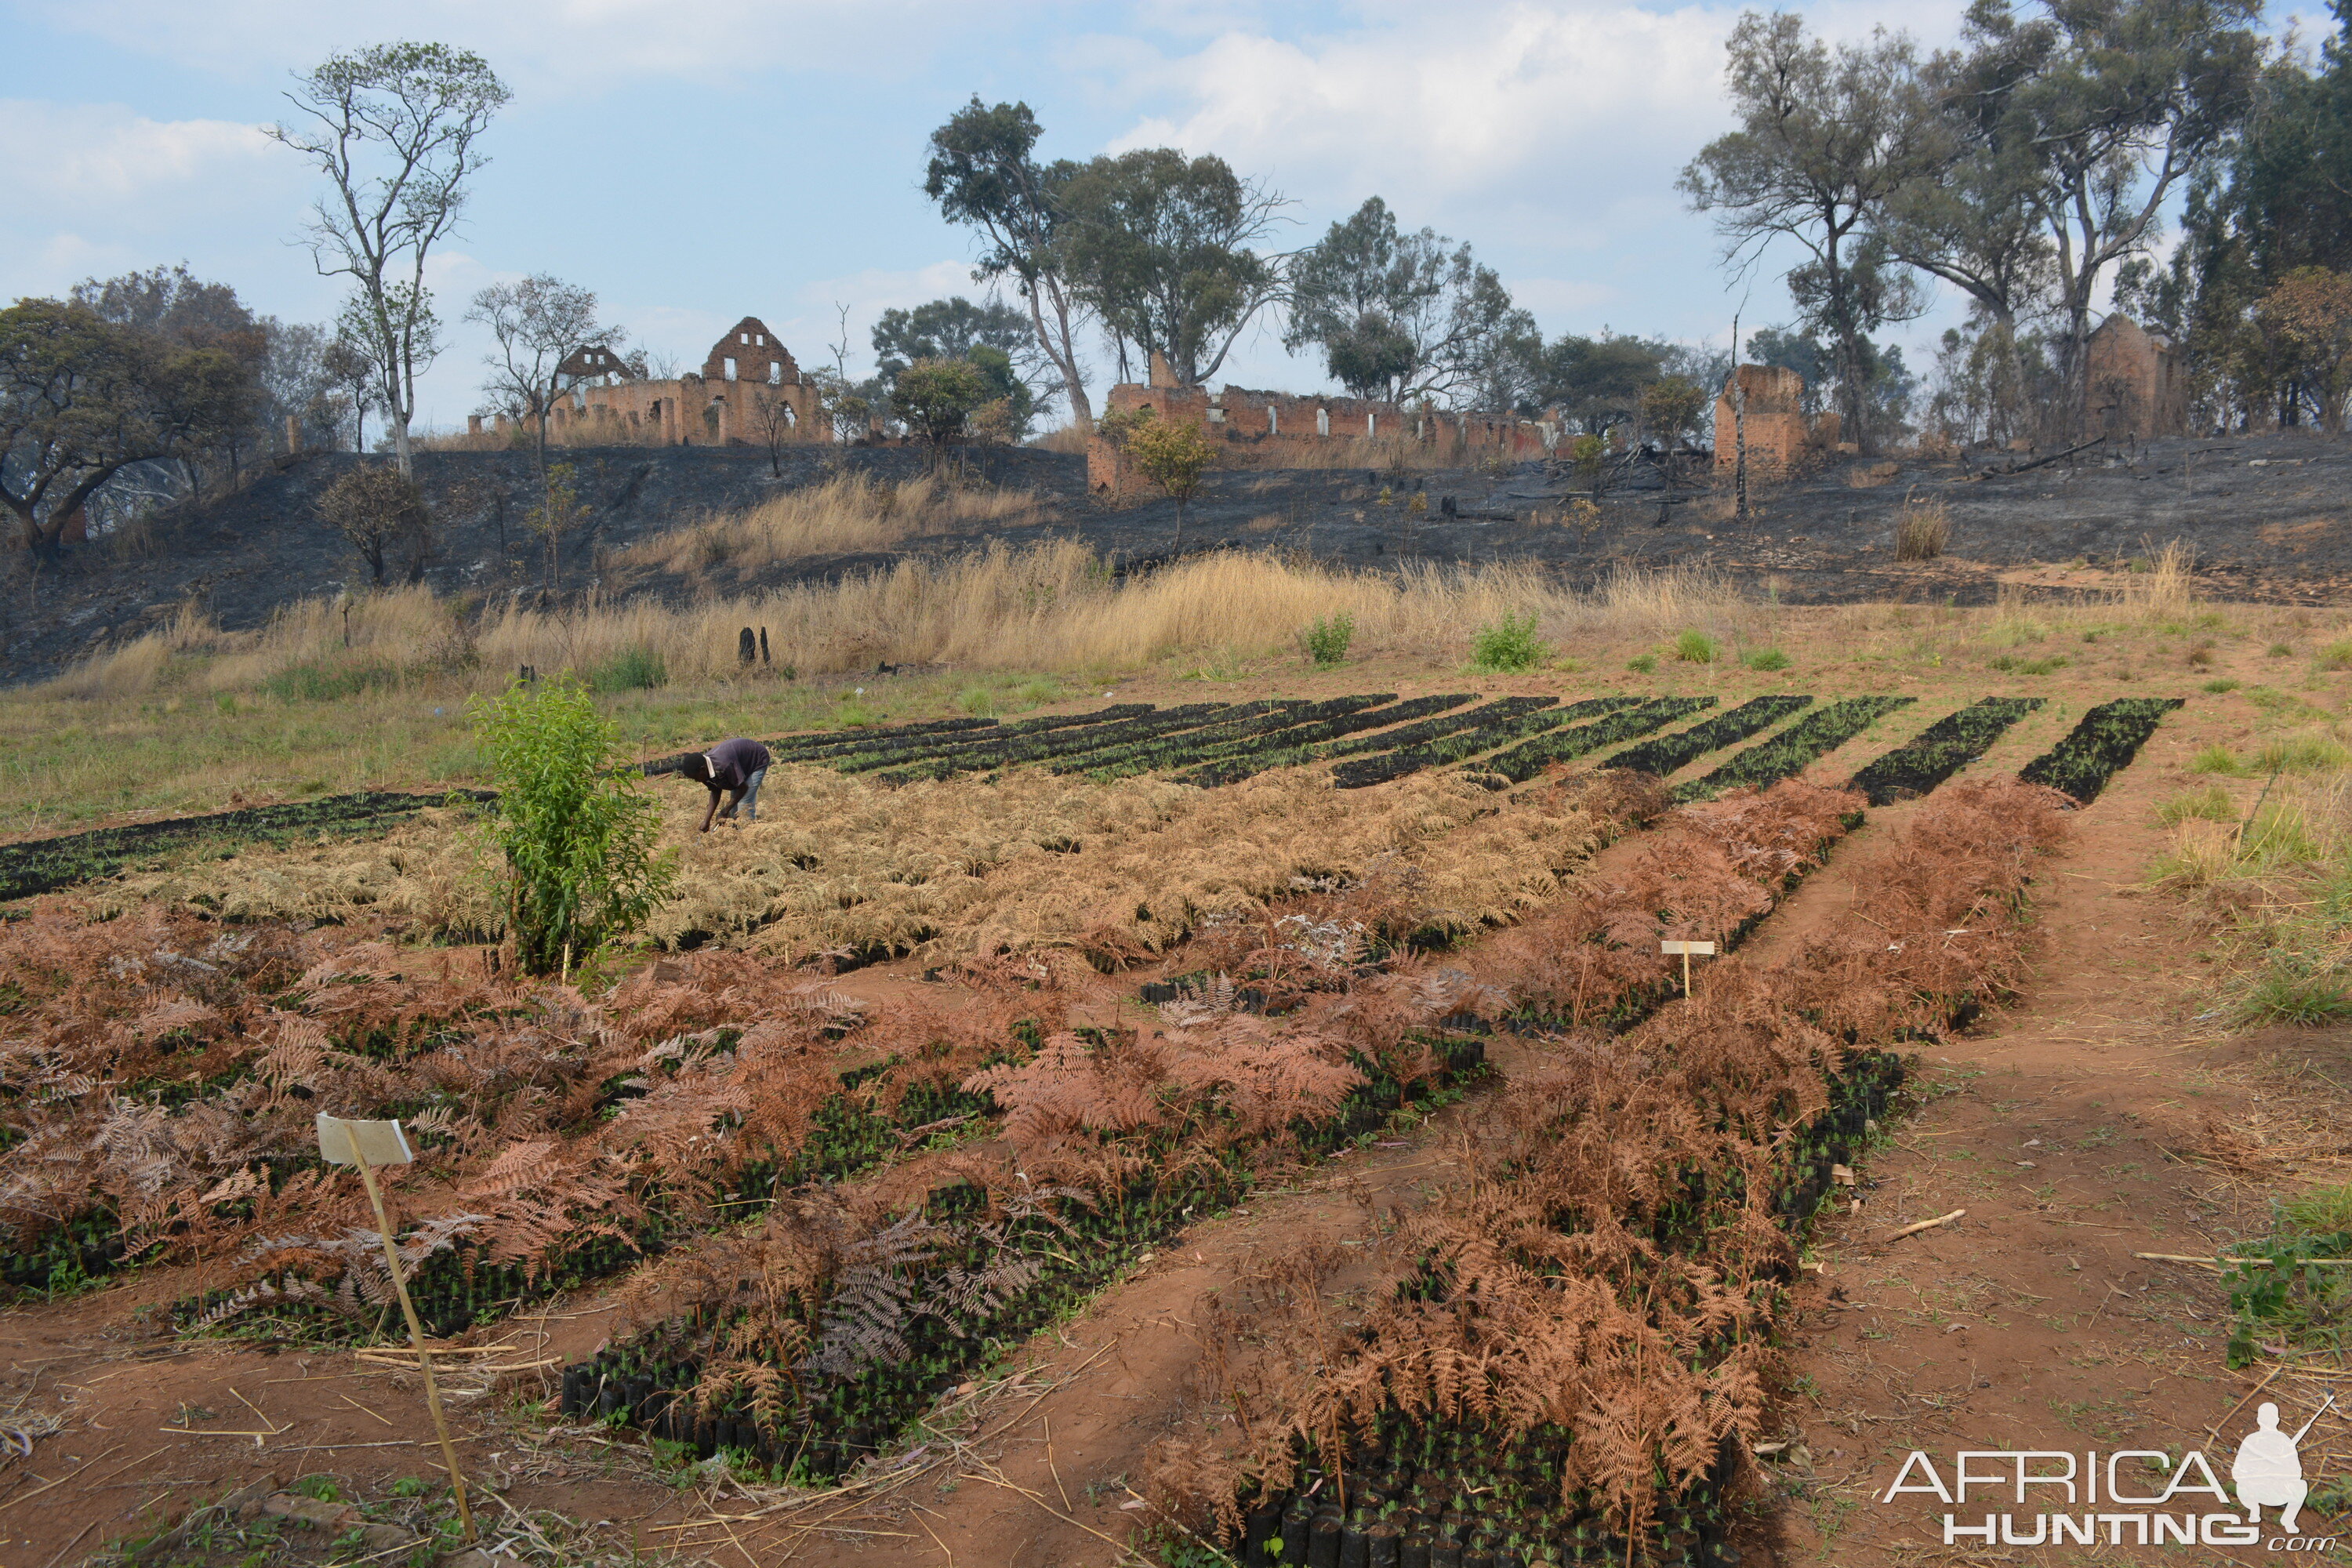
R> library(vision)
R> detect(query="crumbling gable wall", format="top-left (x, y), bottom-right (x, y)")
top-left (559, 315), bottom-right (821, 447)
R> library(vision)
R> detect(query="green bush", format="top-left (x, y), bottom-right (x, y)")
top-left (1301, 613), bottom-right (1356, 669)
top-left (2189, 743), bottom-right (2246, 775)
top-left (1627, 653), bottom-right (1658, 674)
top-left (2203, 677), bottom-right (2242, 693)
top-left (469, 676), bottom-right (676, 976)
top-left (1673, 630), bottom-right (1719, 664)
top-left (1741, 647), bottom-right (1791, 671)
top-left (2321, 639), bottom-right (2352, 670)
top-left (2271, 641), bottom-right (2296, 657)
top-left (1470, 613), bottom-right (1546, 672)
top-left (1989, 653), bottom-right (2070, 675)
top-left (589, 645), bottom-right (667, 693)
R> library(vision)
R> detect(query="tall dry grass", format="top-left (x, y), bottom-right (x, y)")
top-left (47, 543), bottom-right (1758, 704)
top-left (615, 474), bottom-right (1044, 579)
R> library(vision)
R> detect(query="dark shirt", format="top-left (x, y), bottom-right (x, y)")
top-left (704, 738), bottom-right (771, 792)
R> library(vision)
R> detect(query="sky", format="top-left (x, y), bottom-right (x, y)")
top-left (1, 0), bottom-right (2332, 433)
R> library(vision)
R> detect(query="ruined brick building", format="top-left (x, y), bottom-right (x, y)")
top-left (471, 318), bottom-right (826, 446)
top-left (1087, 353), bottom-right (1564, 497)
top-left (1711, 365), bottom-right (1843, 480)
top-left (2084, 315), bottom-right (2188, 441)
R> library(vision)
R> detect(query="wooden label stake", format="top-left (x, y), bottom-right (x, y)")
top-left (1661, 939), bottom-right (1717, 996)
top-left (317, 1114), bottom-right (476, 1543)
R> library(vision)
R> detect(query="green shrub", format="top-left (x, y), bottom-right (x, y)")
top-left (1301, 613), bottom-right (1356, 669)
top-left (2189, 743), bottom-right (2246, 775)
top-left (2271, 641), bottom-right (2296, 657)
top-left (1627, 653), bottom-right (1658, 674)
top-left (469, 676), bottom-right (676, 977)
top-left (1741, 647), bottom-right (1791, 672)
top-left (589, 645), bottom-right (667, 693)
top-left (2203, 677), bottom-right (2241, 693)
top-left (2321, 639), bottom-right (2352, 670)
top-left (263, 658), bottom-right (405, 702)
top-left (1470, 613), bottom-right (1547, 672)
top-left (2157, 785), bottom-right (2237, 825)
top-left (1673, 630), bottom-right (1719, 664)
top-left (1989, 653), bottom-right (2070, 675)
top-left (958, 686), bottom-right (997, 717)
top-left (2238, 950), bottom-right (2352, 1025)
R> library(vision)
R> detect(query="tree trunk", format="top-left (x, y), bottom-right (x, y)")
top-left (392, 407), bottom-right (415, 479)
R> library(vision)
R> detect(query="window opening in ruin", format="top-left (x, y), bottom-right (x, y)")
top-left (1367, 412), bottom-right (1377, 437)
top-left (1269, 406), bottom-right (1279, 434)
top-left (724, 357), bottom-right (738, 380)
top-left (1316, 408), bottom-right (1330, 437)
top-left (769, 363), bottom-right (782, 385)
top-left (739, 332), bottom-right (750, 345)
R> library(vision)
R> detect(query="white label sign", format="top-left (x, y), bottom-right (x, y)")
top-left (316, 1114), bottom-right (414, 1167)
top-left (1660, 940), bottom-right (1718, 956)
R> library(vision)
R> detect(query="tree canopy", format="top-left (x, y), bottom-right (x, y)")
top-left (1283, 197), bottom-right (1532, 402)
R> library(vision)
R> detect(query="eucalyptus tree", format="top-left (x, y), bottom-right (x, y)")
top-left (269, 42), bottom-right (508, 475)
top-left (1682, 12), bottom-right (1944, 453)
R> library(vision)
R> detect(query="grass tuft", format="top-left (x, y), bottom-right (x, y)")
top-left (1673, 630), bottom-right (1719, 664)
top-left (1742, 647), bottom-right (1791, 671)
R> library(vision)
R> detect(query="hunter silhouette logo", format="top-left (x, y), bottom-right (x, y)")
top-left (1880, 1393), bottom-right (2341, 1549)
top-left (2234, 1396), bottom-right (2333, 1535)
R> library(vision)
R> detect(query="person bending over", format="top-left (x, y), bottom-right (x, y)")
top-left (684, 737), bottom-right (771, 833)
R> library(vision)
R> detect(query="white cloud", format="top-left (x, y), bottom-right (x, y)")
top-left (14, 0), bottom-right (1008, 94)
top-left (0, 100), bottom-right (306, 303)
top-left (1101, 2), bottom-right (1738, 236)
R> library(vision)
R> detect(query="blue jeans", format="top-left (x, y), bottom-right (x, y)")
top-left (720, 768), bottom-right (766, 822)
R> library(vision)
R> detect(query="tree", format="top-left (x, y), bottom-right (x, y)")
top-left (71, 263), bottom-right (270, 496)
top-left (2252, 267), bottom-right (2352, 430)
top-left (889, 358), bottom-right (993, 466)
top-left (1055, 147), bottom-right (1287, 387)
top-left (525, 461), bottom-right (590, 594)
top-left (1681, 12), bottom-right (1944, 454)
top-left (0, 299), bottom-right (255, 561)
top-left (1974, 0), bottom-right (2263, 429)
top-left (1639, 376), bottom-right (1711, 507)
top-left (466, 274), bottom-right (612, 490)
top-left (269, 42), bottom-right (509, 477)
top-left (468, 674), bottom-right (674, 978)
top-left (259, 319), bottom-right (344, 453)
top-left (321, 328), bottom-right (379, 452)
top-left (1283, 197), bottom-right (1534, 402)
top-left (316, 463), bottom-right (431, 585)
top-left (1119, 410), bottom-right (1218, 551)
top-left (871, 296), bottom-right (1033, 383)
top-left (925, 99), bottom-right (1096, 428)
top-left (1533, 333), bottom-right (1673, 434)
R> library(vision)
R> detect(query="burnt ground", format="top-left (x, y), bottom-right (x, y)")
top-left (5, 428), bottom-right (2352, 683)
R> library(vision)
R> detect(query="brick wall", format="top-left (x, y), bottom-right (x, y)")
top-left (1086, 381), bottom-right (1563, 497)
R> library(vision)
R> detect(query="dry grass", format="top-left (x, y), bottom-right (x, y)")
top-left (1028, 423), bottom-right (1091, 456)
top-left (1894, 492), bottom-right (1951, 560)
top-left (47, 545), bottom-right (1743, 704)
top-left (614, 474), bottom-right (1043, 578)
top-left (105, 763), bottom-right (1621, 967)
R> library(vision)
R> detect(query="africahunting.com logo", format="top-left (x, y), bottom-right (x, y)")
top-left (1880, 1396), bottom-right (2338, 1551)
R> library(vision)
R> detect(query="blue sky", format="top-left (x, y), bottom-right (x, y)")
top-left (2, 0), bottom-right (2328, 430)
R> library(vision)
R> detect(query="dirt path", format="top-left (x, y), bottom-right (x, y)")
top-left (1766, 699), bottom-right (2352, 1564)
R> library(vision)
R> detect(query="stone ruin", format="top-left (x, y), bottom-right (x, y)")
top-left (1711, 365), bottom-right (1842, 481)
top-left (467, 317), bottom-right (825, 447)
top-left (1086, 354), bottom-right (1565, 499)
top-left (2085, 315), bottom-right (2187, 441)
